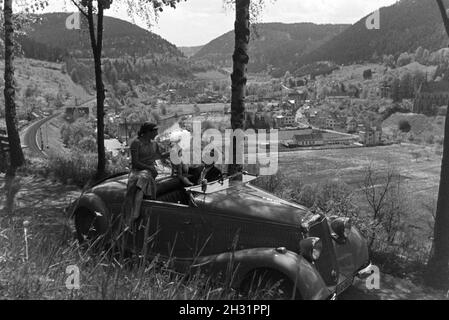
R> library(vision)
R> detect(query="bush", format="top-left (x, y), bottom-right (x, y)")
top-left (47, 150), bottom-right (98, 187)
top-left (61, 118), bottom-right (96, 148)
top-left (398, 120), bottom-right (411, 133)
top-left (293, 179), bottom-right (355, 217)
top-left (252, 171), bottom-right (288, 198)
top-left (363, 69), bottom-right (372, 80)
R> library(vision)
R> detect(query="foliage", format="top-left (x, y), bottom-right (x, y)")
top-left (22, 11), bottom-right (182, 61)
top-left (60, 118), bottom-right (96, 150)
top-left (298, 0), bottom-right (448, 67)
top-left (38, 149), bottom-right (128, 187)
top-left (398, 120), bottom-right (411, 133)
top-left (397, 52), bottom-right (412, 67)
top-left (363, 69), bottom-right (373, 80)
top-left (194, 22), bottom-right (347, 75)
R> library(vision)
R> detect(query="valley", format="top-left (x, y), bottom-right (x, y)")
top-left (1, 0), bottom-right (449, 301)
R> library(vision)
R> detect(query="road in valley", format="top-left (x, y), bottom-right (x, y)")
top-left (20, 113), bottom-right (60, 158)
top-left (20, 98), bottom-right (96, 158)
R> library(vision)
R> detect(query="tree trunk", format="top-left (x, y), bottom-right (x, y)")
top-left (229, 0), bottom-right (250, 175)
top-left (426, 0), bottom-right (449, 289)
top-left (87, 3), bottom-right (106, 179)
top-left (426, 105), bottom-right (449, 288)
top-left (3, 0), bottom-right (25, 174)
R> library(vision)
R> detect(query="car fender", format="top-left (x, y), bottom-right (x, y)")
top-left (189, 248), bottom-right (331, 300)
top-left (72, 193), bottom-right (110, 232)
top-left (333, 226), bottom-right (370, 276)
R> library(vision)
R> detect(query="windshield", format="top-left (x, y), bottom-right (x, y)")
top-left (185, 172), bottom-right (258, 194)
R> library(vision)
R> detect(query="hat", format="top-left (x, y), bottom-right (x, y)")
top-left (138, 122), bottom-right (158, 137)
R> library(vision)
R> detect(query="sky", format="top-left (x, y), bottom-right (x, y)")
top-left (41, 0), bottom-right (398, 47)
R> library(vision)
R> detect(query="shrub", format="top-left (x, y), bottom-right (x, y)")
top-left (398, 120), bottom-right (411, 133)
top-left (363, 69), bottom-right (372, 80)
top-left (252, 171), bottom-right (288, 198)
top-left (61, 118), bottom-right (96, 148)
top-left (47, 150), bottom-right (98, 187)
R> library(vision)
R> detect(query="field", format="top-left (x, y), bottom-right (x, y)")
top-left (277, 144), bottom-right (440, 241)
top-left (193, 70), bottom-right (229, 81)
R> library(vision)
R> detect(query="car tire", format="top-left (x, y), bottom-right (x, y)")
top-left (240, 269), bottom-right (302, 300)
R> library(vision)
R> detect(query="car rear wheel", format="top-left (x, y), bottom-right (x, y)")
top-left (240, 269), bottom-right (302, 300)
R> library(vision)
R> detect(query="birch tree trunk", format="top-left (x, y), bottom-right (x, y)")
top-left (3, 0), bottom-right (25, 174)
top-left (229, 0), bottom-right (250, 175)
top-left (86, 2), bottom-right (106, 179)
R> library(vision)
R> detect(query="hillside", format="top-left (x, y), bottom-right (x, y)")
top-left (0, 58), bottom-right (91, 127)
top-left (383, 112), bottom-right (445, 144)
top-left (178, 45), bottom-right (203, 58)
top-left (299, 0), bottom-right (447, 67)
top-left (22, 12), bottom-right (183, 60)
top-left (192, 22), bottom-right (348, 75)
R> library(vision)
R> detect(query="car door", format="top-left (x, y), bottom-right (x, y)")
top-left (138, 200), bottom-right (205, 259)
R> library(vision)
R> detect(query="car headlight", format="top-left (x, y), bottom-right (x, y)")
top-left (330, 217), bottom-right (352, 241)
top-left (299, 237), bottom-right (322, 262)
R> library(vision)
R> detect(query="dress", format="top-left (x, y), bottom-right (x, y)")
top-left (124, 137), bottom-right (163, 222)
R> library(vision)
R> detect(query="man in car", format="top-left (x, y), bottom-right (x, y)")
top-left (190, 148), bottom-right (223, 185)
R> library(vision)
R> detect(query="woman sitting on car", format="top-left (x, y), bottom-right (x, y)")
top-left (123, 122), bottom-right (170, 222)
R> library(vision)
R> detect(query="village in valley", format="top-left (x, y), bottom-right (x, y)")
top-left (1, 0), bottom-right (449, 301)
top-left (61, 54), bottom-right (445, 156)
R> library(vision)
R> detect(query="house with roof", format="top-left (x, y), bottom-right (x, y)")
top-left (293, 129), bottom-right (324, 147)
top-left (346, 117), bottom-right (358, 133)
top-left (274, 113), bottom-right (297, 128)
top-left (359, 124), bottom-right (382, 146)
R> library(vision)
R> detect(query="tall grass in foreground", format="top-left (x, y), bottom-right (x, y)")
top-left (0, 214), bottom-right (228, 299)
top-left (0, 212), bottom-right (290, 300)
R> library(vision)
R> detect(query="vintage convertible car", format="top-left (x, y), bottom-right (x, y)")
top-left (71, 171), bottom-right (371, 300)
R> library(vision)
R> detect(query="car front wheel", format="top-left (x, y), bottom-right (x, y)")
top-left (240, 269), bottom-right (302, 300)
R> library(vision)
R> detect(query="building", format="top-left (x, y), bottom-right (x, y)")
top-left (293, 130), bottom-right (325, 147)
top-left (307, 112), bottom-right (327, 128)
top-left (359, 125), bottom-right (382, 146)
top-left (380, 84), bottom-right (392, 99)
top-left (274, 114), bottom-right (297, 128)
top-left (413, 81), bottom-right (449, 115)
top-left (278, 127), bottom-right (313, 141)
top-left (346, 117), bottom-right (358, 133)
top-left (64, 106), bottom-right (90, 122)
top-left (325, 117), bottom-right (337, 130)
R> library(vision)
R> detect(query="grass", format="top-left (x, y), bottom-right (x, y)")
top-left (0, 204), bottom-right (239, 300)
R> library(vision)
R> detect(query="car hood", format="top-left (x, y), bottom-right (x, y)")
top-left (195, 183), bottom-right (309, 227)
